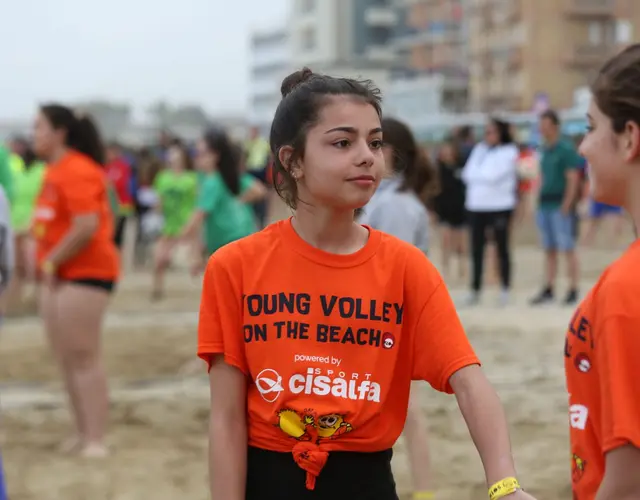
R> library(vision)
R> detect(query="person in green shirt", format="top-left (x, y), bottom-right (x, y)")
top-left (531, 109), bottom-right (582, 306)
top-left (0, 145), bottom-right (14, 205)
top-left (180, 129), bottom-right (266, 275)
top-left (151, 141), bottom-right (198, 299)
top-left (6, 146), bottom-right (43, 314)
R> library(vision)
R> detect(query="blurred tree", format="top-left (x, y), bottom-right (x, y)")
top-left (146, 100), bottom-right (172, 129)
top-left (170, 104), bottom-right (210, 128)
top-left (76, 100), bottom-right (132, 140)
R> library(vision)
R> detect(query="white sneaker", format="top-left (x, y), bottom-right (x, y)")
top-left (459, 292), bottom-right (480, 307)
top-left (498, 290), bottom-right (510, 307)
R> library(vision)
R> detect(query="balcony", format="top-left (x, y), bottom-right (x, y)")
top-left (366, 45), bottom-right (397, 62)
top-left (507, 47), bottom-right (524, 70)
top-left (365, 6), bottom-right (398, 27)
top-left (394, 23), bottom-right (461, 48)
top-left (505, 0), bottom-right (523, 24)
top-left (565, 44), bottom-right (614, 68)
top-left (564, 0), bottom-right (615, 18)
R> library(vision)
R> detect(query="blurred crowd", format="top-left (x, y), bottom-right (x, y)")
top-left (0, 108), bottom-right (628, 317)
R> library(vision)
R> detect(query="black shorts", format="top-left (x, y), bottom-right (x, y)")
top-left (438, 208), bottom-right (467, 228)
top-left (68, 278), bottom-right (116, 293)
top-left (246, 446), bottom-right (398, 500)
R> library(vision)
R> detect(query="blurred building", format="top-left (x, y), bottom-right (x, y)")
top-left (391, 0), bottom-right (469, 113)
top-left (288, 0), bottom-right (397, 93)
top-left (468, 0), bottom-right (640, 113)
top-left (249, 27), bottom-right (291, 134)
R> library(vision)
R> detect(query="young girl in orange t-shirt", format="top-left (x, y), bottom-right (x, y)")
top-left (197, 68), bottom-right (536, 500)
top-left (32, 104), bottom-right (119, 457)
top-left (564, 44), bottom-right (640, 499)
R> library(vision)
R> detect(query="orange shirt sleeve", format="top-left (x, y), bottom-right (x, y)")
top-left (404, 249), bottom-right (480, 393)
top-left (59, 170), bottom-right (106, 214)
top-left (197, 252), bottom-right (249, 375)
top-left (596, 314), bottom-right (640, 454)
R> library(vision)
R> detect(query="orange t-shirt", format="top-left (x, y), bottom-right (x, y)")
top-left (198, 218), bottom-right (479, 488)
top-left (33, 150), bottom-right (119, 281)
top-left (565, 239), bottom-right (640, 499)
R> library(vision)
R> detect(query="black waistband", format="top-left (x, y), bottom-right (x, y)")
top-left (246, 446), bottom-right (398, 500)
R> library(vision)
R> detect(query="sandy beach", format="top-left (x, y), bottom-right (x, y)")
top-left (0, 202), bottom-right (632, 500)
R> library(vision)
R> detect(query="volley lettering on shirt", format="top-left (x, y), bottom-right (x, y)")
top-left (242, 292), bottom-right (403, 349)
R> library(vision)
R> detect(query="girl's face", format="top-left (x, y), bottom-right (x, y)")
top-left (33, 112), bottom-right (62, 160)
top-left (382, 144), bottom-right (394, 177)
top-left (439, 143), bottom-right (456, 164)
top-left (282, 96), bottom-right (384, 210)
top-left (167, 145), bottom-right (186, 171)
top-left (484, 122), bottom-right (499, 146)
top-left (195, 139), bottom-right (217, 172)
top-left (579, 98), bottom-right (640, 207)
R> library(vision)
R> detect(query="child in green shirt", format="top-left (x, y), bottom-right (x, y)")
top-left (151, 141), bottom-right (197, 299)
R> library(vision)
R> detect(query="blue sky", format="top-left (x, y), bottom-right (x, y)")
top-left (0, 0), bottom-right (287, 120)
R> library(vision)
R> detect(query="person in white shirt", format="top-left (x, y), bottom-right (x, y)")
top-left (461, 118), bottom-right (519, 306)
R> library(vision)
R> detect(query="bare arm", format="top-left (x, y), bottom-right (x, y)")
top-left (180, 210), bottom-right (205, 240)
top-left (45, 214), bottom-right (98, 266)
top-left (208, 355), bottom-right (248, 500)
top-left (450, 365), bottom-right (517, 486)
top-left (561, 169), bottom-right (580, 213)
top-left (239, 180), bottom-right (267, 204)
top-left (596, 445), bottom-right (640, 499)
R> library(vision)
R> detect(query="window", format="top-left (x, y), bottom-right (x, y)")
top-left (615, 19), bottom-right (633, 44)
top-left (588, 22), bottom-right (602, 45)
top-left (301, 27), bottom-right (316, 51)
top-left (300, 0), bottom-right (315, 14)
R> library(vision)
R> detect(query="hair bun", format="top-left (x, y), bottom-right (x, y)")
top-left (280, 67), bottom-right (314, 97)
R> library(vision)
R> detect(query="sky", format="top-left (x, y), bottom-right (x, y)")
top-left (0, 0), bottom-right (288, 121)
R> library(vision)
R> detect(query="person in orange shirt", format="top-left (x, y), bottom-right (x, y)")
top-left (32, 104), bottom-right (119, 458)
top-left (197, 68), bottom-right (536, 500)
top-left (565, 44), bottom-right (640, 500)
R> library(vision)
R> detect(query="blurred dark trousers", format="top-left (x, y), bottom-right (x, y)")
top-left (468, 209), bottom-right (513, 292)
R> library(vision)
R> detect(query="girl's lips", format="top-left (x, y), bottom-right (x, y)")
top-left (348, 177), bottom-right (376, 187)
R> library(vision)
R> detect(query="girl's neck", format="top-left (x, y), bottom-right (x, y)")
top-left (49, 146), bottom-right (68, 164)
top-left (626, 175), bottom-right (640, 239)
top-left (292, 204), bottom-right (368, 255)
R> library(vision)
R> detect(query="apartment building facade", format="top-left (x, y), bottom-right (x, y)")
top-left (288, 0), bottom-right (397, 93)
top-left (392, 0), bottom-right (469, 112)
top-left (248, 27), bottom-right (291, 134)
top-left (468, 0), bottom-right (640, 113)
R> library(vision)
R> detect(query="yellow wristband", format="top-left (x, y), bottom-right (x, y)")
top-left (413, 492), bottom-right (435, 500)
top-left (488, 477), bottom-right (521, 500)
top-left (42, 260), bottom-right (56, 275)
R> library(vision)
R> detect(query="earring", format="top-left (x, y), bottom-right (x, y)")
top-left (290, 171), bottom-right (297, 180)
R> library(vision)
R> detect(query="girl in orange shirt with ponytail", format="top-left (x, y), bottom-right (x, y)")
top-left (32, 104), bottom-right (119, 458)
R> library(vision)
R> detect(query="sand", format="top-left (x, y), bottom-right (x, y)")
top-left (0, 202), bottom-right (632, 500)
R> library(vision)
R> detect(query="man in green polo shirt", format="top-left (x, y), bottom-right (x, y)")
top-left (531, 110), bottom-right (582, 306)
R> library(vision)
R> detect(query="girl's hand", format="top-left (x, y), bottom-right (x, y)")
top-left (190, 257), bottom-right (206, 277)
top-left (41, 260), bottom-right (58, 289)
top-left (507, 490), bottom-right (537, 500)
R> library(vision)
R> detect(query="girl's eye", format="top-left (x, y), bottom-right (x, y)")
top-left (333, 140), bottom-right (350, 148)
top-left (370, 139), bottom-right (383, 149)
top-left (586, 125), bottom-right (594, 133)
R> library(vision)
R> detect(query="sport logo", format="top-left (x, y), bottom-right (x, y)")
top-left (574, 353), bottom-right (591, 373)
top-left (382, 332), bottom-right (395, 349)
top-left (255, 368), bottom-right (284, 403)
